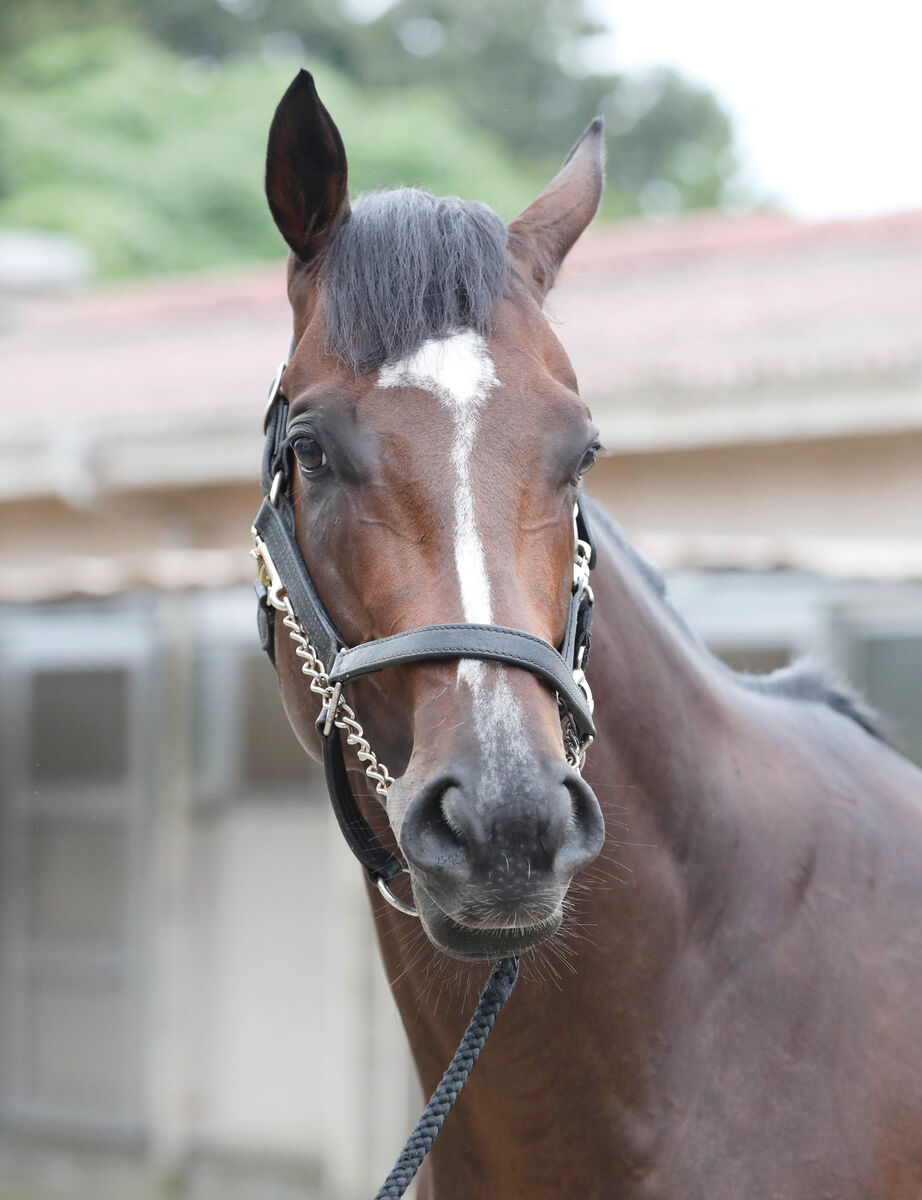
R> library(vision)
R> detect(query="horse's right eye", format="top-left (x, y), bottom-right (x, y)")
top-left (292, 436), bottom-right (328, 475)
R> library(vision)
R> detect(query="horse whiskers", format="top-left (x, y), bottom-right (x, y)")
top-left (518, 952), bottom-right (562, 991)
top-left (388, 939), bottom-right (434, 993)
top-left (422, 957), bottom-right (482, 1021)
top-left (376, 857), bottom-right (619, 1007)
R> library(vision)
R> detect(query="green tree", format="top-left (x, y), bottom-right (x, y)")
top-left (1, 0), bottom-right (740, 216)
top-left (349, 0), bottom-right (736, 213)
top-left (0, 28), bottom-right (548, 277)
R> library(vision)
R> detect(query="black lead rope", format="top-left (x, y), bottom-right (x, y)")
top-left (373, 956), bottom-right (520, 1199)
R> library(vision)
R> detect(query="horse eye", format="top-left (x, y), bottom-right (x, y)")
top-left (577, 441), bottom-right (601, 478)
top-left (292, 436), bottom-right (328, 474)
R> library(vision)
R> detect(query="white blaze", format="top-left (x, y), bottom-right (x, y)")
top-left (377, 331), bottom-right (526, 771)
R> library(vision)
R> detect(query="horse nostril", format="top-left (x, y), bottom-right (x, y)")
top-left (400, 774), bottom-right (472, 881)
top-left (558, 769), bottom-right (605, 873)
top-left (439, 787), bottom-right (468, 845)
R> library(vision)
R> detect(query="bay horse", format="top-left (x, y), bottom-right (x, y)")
top-left (260, 70), bottom-right (922, 1198)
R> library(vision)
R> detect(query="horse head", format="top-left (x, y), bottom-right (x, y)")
top-left (263, 70), bottom-right (605, 960)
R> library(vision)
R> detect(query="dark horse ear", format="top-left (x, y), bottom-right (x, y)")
top-left (508, 118), bottom-right (604, 297)
top-left (265, 70), bottom-right (350, 265)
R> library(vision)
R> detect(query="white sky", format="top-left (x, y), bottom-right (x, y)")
top-left (595, 0), bottom-right (922, 218)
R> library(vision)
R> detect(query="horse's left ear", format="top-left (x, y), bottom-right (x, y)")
top-left (508, 118), bottom-right (604, 297)
top-left (265, 69), bottom-right (350, 265)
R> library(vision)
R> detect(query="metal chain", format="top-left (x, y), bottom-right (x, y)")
top-left (275, 594), bottom-right (395, 797)
top-left (254, 527), bottom-right (592, 784)
top-left (278, 583), bottom-right (590, 777)
top-left (564, 725), bottom-right (587, 773)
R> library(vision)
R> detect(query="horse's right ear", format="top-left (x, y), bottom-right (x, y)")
top-left (265, 70), bottom-right (350, 265)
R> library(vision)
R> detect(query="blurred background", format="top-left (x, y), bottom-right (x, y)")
top-left (1, 1), bottom-right (921, 1197)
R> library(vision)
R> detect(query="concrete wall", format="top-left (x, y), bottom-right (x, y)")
top-left (594, 429), bottom-right (922, 542)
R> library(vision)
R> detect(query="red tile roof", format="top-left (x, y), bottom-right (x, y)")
top-left (2, 208), bottom-right (922, 447)
top-left (551, 208), bottom-right (922, 399)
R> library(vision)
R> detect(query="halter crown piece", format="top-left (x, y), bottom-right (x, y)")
top-left (251, 358), bottom-right (597, 918)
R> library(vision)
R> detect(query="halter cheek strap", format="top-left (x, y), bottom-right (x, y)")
top-left (252, 361), bottom-right (597, 907)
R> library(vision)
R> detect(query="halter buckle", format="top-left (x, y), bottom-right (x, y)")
top-left (251, 531), bottom-right (288, 611)
top-left (322, 682), bottom-right (342, 737)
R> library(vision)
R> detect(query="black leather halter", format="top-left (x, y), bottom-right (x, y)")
top-left (252, 360), bottom-right (597, 907)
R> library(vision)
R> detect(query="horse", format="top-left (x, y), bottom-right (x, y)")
top-left (258, 70), bottom-right (922, 1198)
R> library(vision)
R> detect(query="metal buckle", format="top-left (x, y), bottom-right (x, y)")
top-left (321, 683), bottom-right (342, 737)
top-left (251, 531), bottom-right (288, 611)
top-left (262, 361), bottom-right (287, 432)
top-left (573, 540), bottom-right (593, 597)
top-left (572, 666), bottom-right (595, 715)
top-left (377, 873), bottom-right (419, 917)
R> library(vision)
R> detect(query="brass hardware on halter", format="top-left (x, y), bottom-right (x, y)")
top-left (252, 533), bottom-right (286, 610)
top-left (322, 683), bottom-right (342, 737)
top-left (253, 530), bottom-right (396, 792)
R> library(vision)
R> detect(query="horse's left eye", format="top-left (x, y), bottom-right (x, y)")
top-left (577, 441), bottom-right (601, 478)
top-left (292, 436), bottom-right (328, 474)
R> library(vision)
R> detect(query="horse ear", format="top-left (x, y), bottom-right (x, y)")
top-left (265, 70), bottom-right (350, 265)
top-left (508, 118), bottom-right (604, 297)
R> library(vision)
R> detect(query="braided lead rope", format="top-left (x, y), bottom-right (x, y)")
top-left (373, 956), bottom-right (520, 1200)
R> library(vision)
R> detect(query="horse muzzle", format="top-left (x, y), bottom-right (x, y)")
top-left (397, 759), bottom-right (604, 960)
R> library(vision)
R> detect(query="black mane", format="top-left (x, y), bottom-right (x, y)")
top-left (584, 498), bottom-right (887, 742)
top-left (320, 188), bottom-right (509, 374)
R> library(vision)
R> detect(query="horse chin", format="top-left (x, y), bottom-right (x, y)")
top-left (412, 885), bottom-right (563, 961)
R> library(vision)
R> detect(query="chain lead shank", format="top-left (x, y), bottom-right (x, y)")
top-left (254, 536), bottom-right (394, 798)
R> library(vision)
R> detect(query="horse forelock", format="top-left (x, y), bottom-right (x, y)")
top-left (319, 188), bottom-right (509, 375)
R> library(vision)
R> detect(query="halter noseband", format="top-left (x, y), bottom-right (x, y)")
top-left (251, 360), bottom-right (597, 916)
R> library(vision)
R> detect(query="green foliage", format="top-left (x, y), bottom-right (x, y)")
top-left (351, 0), bottom-right (616, 162)
top-left (0, 28), bottom-right (546, 277)
top-left (0, 0), bottom-right (742, 278)
top-left (349, 0), bottom-right (735, 215)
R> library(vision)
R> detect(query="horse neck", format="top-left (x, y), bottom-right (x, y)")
top-left (585, 516), bottom-right (738, 861)
top-left (368, 519), bottom-right (742, 1159)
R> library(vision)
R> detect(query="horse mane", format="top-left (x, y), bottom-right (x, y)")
top-left (320, 188), bottom-right (509, 374)
top-left (583, 497), bottom-right (887, 742)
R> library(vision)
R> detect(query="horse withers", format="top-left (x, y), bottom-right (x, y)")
top-left (260, 70), bottom-right (922, 1199)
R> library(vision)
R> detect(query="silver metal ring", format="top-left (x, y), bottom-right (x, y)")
top-left (269, 470), bottom-right (283, 506)
top-left (262, 360), bottom-right (287, 431)
top-left (377, 874), bottom-right (419, 918)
